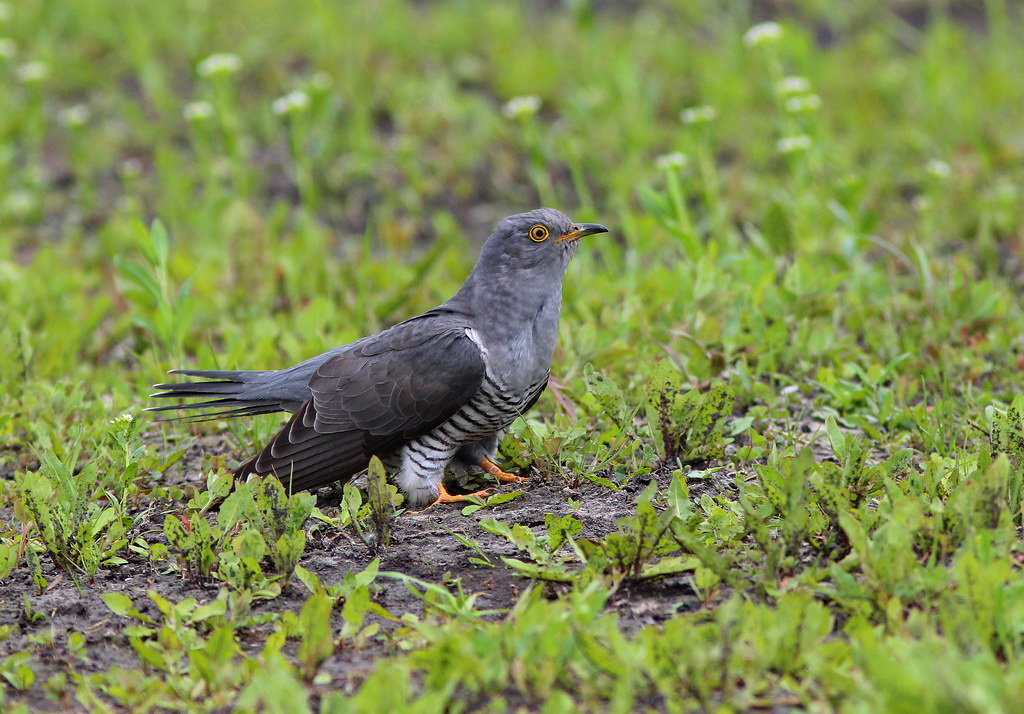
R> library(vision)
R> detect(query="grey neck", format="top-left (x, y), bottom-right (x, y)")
top-left (446, 248), bottom-right (574, 388)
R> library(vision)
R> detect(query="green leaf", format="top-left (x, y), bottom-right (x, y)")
top-left (274, 530), bottom-right (306, 575)
top-left (297, 593), bottom-right (335, 680)
top-left (761, 199), bottom-right (794, 254)
top-left (501, 557), bottom-right (575, 582)
top-left (365, 456), bottom-right (393, 550)
top-left (233, 528), bottom-right (267, 561)
top-left (340, 586), bottom-right (371, 636)
top-left (201, 624), bottom-right (237, 665)
top-left (163, 514), bottom-right (193, 551)
top-left (825, 414), bottom-right (846, 463)
top-left (545, 513), bottom-right (583, 553)
top-left (101, 593), bottom-right (133, 617)
top-left (191, 597), bottom-right (227, 622)
top-left (114, 256), bottom-right (162, 302)
top-left (460, 489), bottom-right (524, 515)
top-left (102, 593), bottom-right (156, 624)
top-left (128, 636), bottom-right (168, 672)
top-left (146, 218), bottom-right (170, 269)
top-left (641, 555), bottom-right (700, 578)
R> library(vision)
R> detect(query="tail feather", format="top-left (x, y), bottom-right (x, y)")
top-left (167, 368), bottom-right (258, 379)
top-left (151, 384), bottom-right (246, 398)
top-left (147, 400), bottom-right (282, 422)
top-left (148, 368), bottom-right (286, 421)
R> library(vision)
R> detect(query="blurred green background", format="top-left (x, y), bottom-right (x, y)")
top-left (3, 1), bottom-right (1021, 398)
top-left (4, 0), bottom-right (1024, 495)
top-left (4, 1), bottom-right (1024, 711)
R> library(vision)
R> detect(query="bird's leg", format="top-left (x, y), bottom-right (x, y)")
top-left (433, 482), bottom-right (494, 505)
top-left (478, 458), bottom-right (529, 484)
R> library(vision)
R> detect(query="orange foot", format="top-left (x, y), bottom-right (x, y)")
top-left (478, 458), bottom-right (530, 484)
top-left (432, 482), bottom-right (495, 505)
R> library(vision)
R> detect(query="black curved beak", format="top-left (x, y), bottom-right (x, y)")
top-left (558, 222), bottom-right (610, 242)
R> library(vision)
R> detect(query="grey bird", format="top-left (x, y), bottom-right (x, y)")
top-left (150, 208), bottom-right (608, 507)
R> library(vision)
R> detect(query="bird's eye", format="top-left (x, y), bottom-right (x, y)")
top-left (529, 225), bottom-right (549, 242)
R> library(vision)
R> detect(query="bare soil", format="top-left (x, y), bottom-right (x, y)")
top-left (1, 429), bottom-right (718, 711)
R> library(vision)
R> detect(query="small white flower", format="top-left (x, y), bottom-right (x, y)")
top-left (680, 105), bottom-right (717, 125)
top-left (197, 52), bottom-right (241, 77)
top-left (272, 89), bottom-right (310, 116)
top-left (784, 94), bottom-right (821, 112)
top-left (655, 152), bottom-right (688, 170)
top-left (120, 158), bottom-right (144, 177)
top-left (776, 135), bottom-right (812, 153)
top-left (743, 21), bottom-right (783, 47)
top-left (778, 76), bottom-right (811, 95)
top-left (778, 76), bottom-right (810, 95)
top-left (109, 412), bottom-right (138, 440)
top-left (15, 60), bottom-right (48, 83)
top-left (309, 71), bottom-right (332, 92)
top-left (111, 413), bottom-right (135, 427)
top-left (60, 104), bottom-right (91, 127)
top-left (0, 37), bottom-right (15, 59)
top-left (183, 100), bottom-right (215, 121)
top-left (3, 190), bottom-right (36, 218)
top-left (925, 159), bottom-right (952, 179)
top-left (502, 95), bottom-right (541, 119)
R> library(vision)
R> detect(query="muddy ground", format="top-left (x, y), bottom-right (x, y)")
top-left (1, 424), bottom-right (745, 711)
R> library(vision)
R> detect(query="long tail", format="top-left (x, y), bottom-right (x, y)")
top-left (148, 369), bottom-right (286, 421)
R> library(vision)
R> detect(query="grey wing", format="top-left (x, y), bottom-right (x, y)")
top-left (237, 319), bottom-right (486, 492)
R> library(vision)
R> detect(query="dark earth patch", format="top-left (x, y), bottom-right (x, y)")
top-left (1, 425), bottom-right (724, 711)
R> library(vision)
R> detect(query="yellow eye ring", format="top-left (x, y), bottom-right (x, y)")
top-left (529, 225), bottom-right (549, 242)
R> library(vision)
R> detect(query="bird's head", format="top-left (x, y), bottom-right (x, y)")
top-left (473, 208), bottom-right (608, 279)
top-left (450, 208), bottom-right (608, 349)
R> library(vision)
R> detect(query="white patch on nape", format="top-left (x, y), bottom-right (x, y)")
top-left (464, 327), bottom-right (488, 359)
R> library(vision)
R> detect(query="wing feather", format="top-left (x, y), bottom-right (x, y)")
top-left (237, 318), bottom-right (486, 492)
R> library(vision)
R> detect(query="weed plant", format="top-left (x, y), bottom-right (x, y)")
top-left (2, 1), bottom-right (1024, 710)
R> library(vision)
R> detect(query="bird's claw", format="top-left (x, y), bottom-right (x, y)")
top-left (498, 473), bottom-right (530, 484)
top-left (478, 458), bottom-right (529, 484)
top-left (432, 484), bottom-right (495, 505)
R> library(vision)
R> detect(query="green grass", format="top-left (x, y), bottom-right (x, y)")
top-left (3, 0), bottom-right (1024, 710)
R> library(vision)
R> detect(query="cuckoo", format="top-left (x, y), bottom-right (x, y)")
top-left (150, 208), bottom-right (608, 507)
